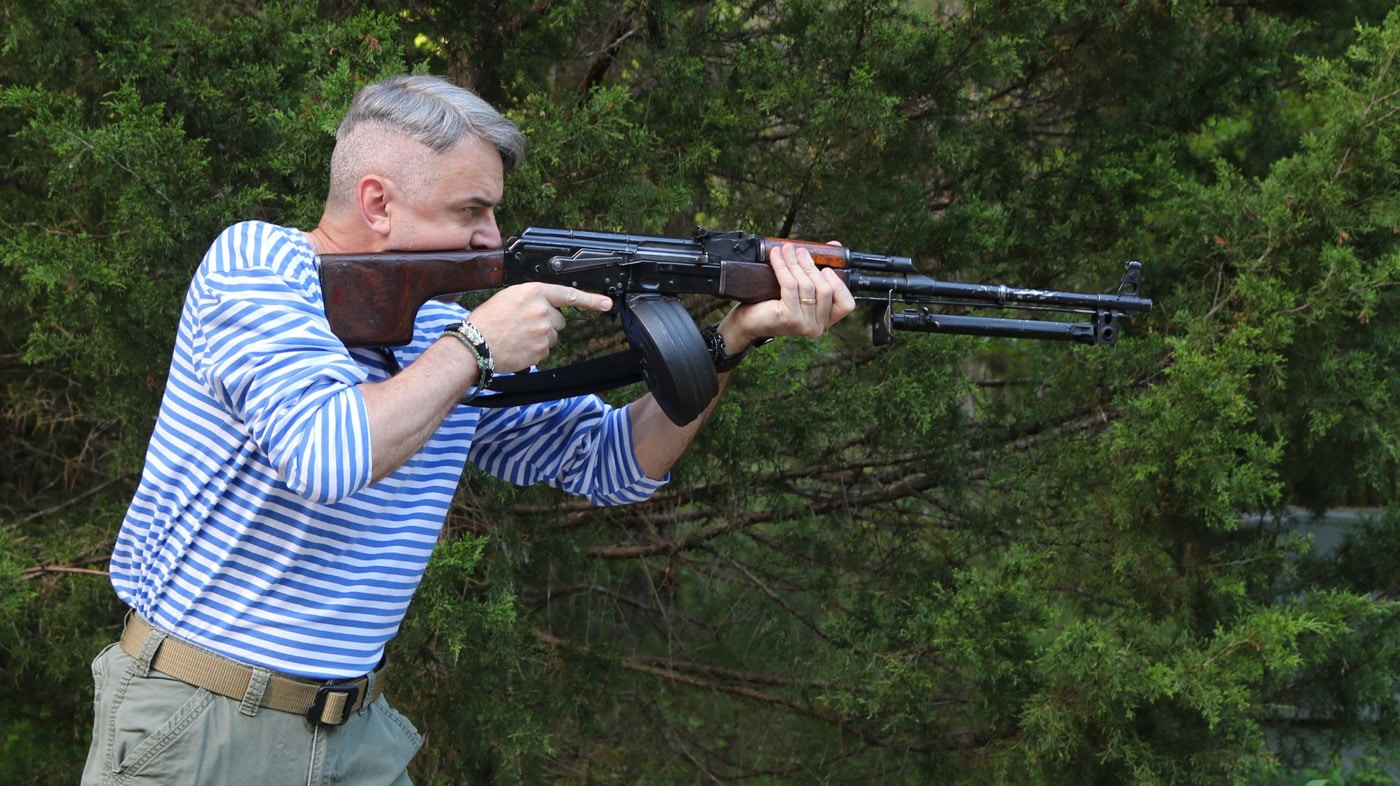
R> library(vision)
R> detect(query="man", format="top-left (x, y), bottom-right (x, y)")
top-left (82, 73), bottom-right (854, 785)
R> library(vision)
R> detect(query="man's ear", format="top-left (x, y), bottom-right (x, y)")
top-left (357, 174), bottom-right (395, 238)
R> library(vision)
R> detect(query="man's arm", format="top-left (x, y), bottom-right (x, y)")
top-left (629, 242), bottom-right (856, 479)
top-left (357, 338), bottom-right (479, 484)
top-left (358, 282), bottom-right (614, 483)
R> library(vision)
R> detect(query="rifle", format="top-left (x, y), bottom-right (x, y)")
top-left (320, 227), bottom-right (1153, 425)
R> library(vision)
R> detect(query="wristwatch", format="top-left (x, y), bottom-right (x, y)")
top-left (701, 324), bottom-right (772, 373)
top-left (443, 321), bottom-right (494, 396)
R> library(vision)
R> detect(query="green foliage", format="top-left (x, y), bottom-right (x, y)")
top-left (0, 1), bottom-right (414, 779)
top-left (1246, 751), bottom-right (1400, 786)
top-left (499, 85), bottom-right (711, 229)
top-left (5, 1), bottom-right (1400, 784)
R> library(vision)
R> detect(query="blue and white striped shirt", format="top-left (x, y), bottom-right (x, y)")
top-left (111, 221), bottom-right (664, 679)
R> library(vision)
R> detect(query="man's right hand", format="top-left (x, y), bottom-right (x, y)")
top-left (464, 283), bottom-right (614, 373)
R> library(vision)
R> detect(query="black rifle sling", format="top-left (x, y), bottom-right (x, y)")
top-left (458, 295), bottom-right (719, 426)
top-left (469, 351), bottom-right (645, 408)
top-left (377, 342), bottom-right (647, 408)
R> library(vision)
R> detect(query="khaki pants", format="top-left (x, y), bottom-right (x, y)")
top-left (81, 640), bottom-right (422, 785)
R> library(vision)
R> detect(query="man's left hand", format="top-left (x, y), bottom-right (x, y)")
top-left (717, 242), bottom-right (857, 353)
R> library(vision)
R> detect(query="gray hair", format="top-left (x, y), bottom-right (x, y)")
top-left (326, 74), bottom-right (526, 206)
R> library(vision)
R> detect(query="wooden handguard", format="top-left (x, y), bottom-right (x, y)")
top-left (712, 239), bottom-right (852, 303)
top-left (763, 238), bottom-right (852, 269)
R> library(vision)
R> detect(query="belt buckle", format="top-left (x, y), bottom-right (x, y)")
top-left (306, 683), bottom-right (361, 727)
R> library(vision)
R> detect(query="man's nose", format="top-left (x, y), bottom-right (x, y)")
top-left (471, 212), bottom-right (502, 250)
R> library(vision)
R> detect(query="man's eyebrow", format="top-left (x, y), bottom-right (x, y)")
top-left (460, 194), bottom-right (500, 208)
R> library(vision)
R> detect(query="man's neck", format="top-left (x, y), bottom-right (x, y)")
top-left (304, 219), bottom-right (372, 256)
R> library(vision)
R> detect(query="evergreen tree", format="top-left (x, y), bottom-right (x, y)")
top-left (3, 1), bottom-right (1397, 783)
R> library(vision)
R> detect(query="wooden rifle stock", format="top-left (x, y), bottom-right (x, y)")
top-left (319, 249), bottom-right (506, 346)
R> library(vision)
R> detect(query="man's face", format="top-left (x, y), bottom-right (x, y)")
top-left (384, 137), bottom-right (505, 252)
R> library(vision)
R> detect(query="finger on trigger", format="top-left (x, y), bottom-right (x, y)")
top-left (548, 284), bottom-right (612, 312)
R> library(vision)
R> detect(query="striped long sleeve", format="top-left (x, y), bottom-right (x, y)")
top-left (110, 221), bottom-right (664, 678)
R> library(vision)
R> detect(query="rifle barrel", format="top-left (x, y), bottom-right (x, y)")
top-left (847, 270), bottom-right (1153, 314)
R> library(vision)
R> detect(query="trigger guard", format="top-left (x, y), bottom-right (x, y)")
top-left (620, 294), bottom-right (718, 426)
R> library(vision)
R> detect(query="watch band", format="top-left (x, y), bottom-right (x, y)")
top-left (702, 324), bottom-right (772, 373)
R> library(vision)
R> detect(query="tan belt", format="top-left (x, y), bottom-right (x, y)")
top-left (120, 615), bottom-right (385, 726)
